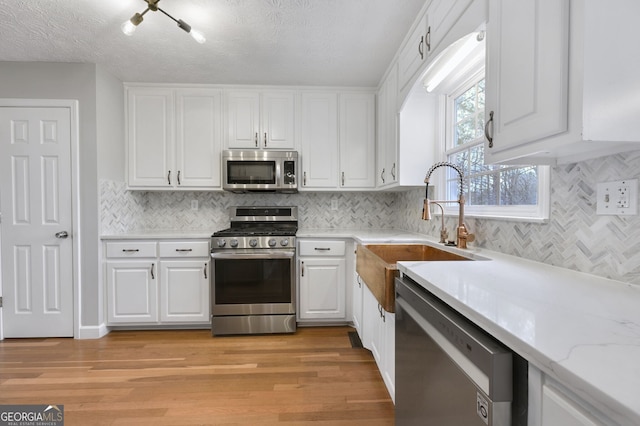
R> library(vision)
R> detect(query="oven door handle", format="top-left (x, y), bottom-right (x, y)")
top-left (210, 251), bottom-right (295, 260)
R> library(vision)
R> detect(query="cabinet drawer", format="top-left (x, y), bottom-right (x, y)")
top-left (106, 241), bottom-right (157, 258)
top-left (299, 240), bottom-right (346, 256)
top-left (159, 241), bottom-right (210, 257)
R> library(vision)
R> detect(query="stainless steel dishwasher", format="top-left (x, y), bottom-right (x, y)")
top-left (395, 274), bottom-right (525, 426)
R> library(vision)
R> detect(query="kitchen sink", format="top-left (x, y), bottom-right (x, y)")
top-left (356, 244), bottom-right (472, 312)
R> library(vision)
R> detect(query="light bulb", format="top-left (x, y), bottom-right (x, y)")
top-left (190, 29), bottom-right (206, 44)
top-left (121, 20), bottom-right (137, 36)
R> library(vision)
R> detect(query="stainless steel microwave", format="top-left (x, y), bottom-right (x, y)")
top-left (222, 150), bottom-right (298, 193)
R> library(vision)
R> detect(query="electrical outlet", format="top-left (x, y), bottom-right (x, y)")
top-left (190, 200), bottom-right (199, 211)
top-left (596, 179), bottom-right (638, 215)
top-left (331, 199), bottom-right (338, 211)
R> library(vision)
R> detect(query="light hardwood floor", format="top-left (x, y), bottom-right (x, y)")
top-left (0, 326), bottom-right (394, 425)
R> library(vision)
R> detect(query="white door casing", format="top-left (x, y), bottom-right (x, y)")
top-left (0, 102), bottom-right (76, 338)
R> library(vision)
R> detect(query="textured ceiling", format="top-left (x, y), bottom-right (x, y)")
top-left (0, 0), bottom-right (427, 87)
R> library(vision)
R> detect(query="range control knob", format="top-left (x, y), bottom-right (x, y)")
top-left (268, 238), bottom-right (277, 247)
top-left (217, 239), bottom-right (226, 248)
top-left (230, 239), bottom-right (239, 248)
top-left (249, 238), bottom-right (258, 248)
top-left (280, 238), bottom-right (289, 247)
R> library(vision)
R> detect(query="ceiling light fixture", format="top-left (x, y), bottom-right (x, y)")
top-left (121, 0), bottom-right (206, 44)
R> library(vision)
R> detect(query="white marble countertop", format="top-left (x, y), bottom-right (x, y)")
top-left (397, 250), bottom-right (640, 425)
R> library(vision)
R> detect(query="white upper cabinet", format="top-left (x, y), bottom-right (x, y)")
top-left (397, 11), bottom-right (430, 98)
top-left (300, 91), bottom-right (376, 191)
top-left (377, 65), bottom-right (399, 188)
top-left (300, 92), bottom-right (339, 188)
top-left (226, 90), bottom-right (296, 150)
top-left (127, 87), bottom-right (174, 188)
top-left (339, 93), bottom-right (376, 189)
top-left (485, 0), bottom-right (640, 165)
top-left (126, 86), bottom-right (222, 190)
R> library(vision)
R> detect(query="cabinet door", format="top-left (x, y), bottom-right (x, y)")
top-left (106, 261), bottom-right (158, 323)
top-left (300, 92), bottom-right (339, 188)
top-left (397, 12), bottom-right (429, 94)
top-left (382, 311), bottom-right (395, 402)
top-left (428, 0), bottom-right (474, 55)
top-left (362, 284), bottom-right (384, 362)
top-left (127, 88), bottom-right (174, 187)
top-left (176, 89), bottom-right (222, 188)
top-left (262, 91), bottom-right (296, 149)
top-left (352, 273), bottom-right (364, 338)
top-left (485, 0), bottom-right (569, 156)
top-left (541, 384), bottom-right (602, 426)
top-left (339, 94), bottom-right (376, 188)
top-left (299, 258), bottom-right (346, 320)
top-left (227, 91), bottom-right (260, 149)
top-left (377, 67), bottom-right (399, 187)
top-left (159, 260), bottom-right (210, 323)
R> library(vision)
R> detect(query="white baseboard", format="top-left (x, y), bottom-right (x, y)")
top-left (76, 323), bottom-right (109, 339)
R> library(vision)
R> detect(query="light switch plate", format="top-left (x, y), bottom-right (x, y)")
top-left (596, 179), bottom-right (638, 215)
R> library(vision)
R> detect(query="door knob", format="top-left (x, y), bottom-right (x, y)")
top-left (55, 231), bottom-right (69, 239)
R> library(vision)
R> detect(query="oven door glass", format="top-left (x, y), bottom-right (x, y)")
top-left (212, 252), bottom-right (295, 315)
top-left (227, 161), bottom-right (276, 184)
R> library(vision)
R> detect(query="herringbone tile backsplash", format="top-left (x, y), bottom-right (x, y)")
top-left (101, 151), bottom-right (640, 285)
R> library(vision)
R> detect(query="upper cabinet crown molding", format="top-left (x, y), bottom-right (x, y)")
top-left (484, 0), bottom-right (640, 165)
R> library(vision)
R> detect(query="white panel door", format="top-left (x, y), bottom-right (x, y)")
top-left (106, 261), bottom-right (158, 324)
top-left (300, 92), bottom-right (339, 189)
top-left (0, 107), bottom-right (73, 337)
top-left (339, 94), bottom-right (376, 188)
top-left (298, 258), bottom-right (346, 320)
top-left (159, 260), bottom-right (210, 323)
top-left (226, 91), bottom-right (260, 149)
top-left (176, 89), bottom-right (222, 188)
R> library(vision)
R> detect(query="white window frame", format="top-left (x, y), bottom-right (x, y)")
top-left (436, 70), bottom-right (550, 222)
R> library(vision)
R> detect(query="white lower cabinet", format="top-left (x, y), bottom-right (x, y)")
top-left (159, 260), bottom-right (210, 323)
top-left (105, 239), bottom-right (210, 327)
top-left (529, 365), bottom-right (609, 426)
top-left (352, 273), bottom-right (364, 337)
top-left (361, 282), bottom-right (395, 402)
top-left (106, 260), bottom-right (158, 323)
top-left (298, 239), bottom-right (347, 321)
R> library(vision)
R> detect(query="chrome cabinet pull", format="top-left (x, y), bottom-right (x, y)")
top-left (314, 247), bottom-right (331, 251)
top-left (177, 170), bottom-right (181, 185)
top-left (264, 132), bottom-right (267, 148)
top-left (391, 163), bottom-right (396, 180)
top-left (341, 171), bottom-right (345, 186)
top-left (303, 171), bottom-right (307, 186)
top-left (167, 170), bottom-right (171, 185)
top-left (301, 261), bottom-right (305, 277)
top-left (150, 263), bottom-right (155, 279)
top-left (122, 248), bottom-right (139, 253)
top-left (175, 248), bottom-right (193, 252)
top-left (204, 263), bottom-right (207, 279)
top-left (357, 275), bottom-right (362, 288)
top-left (381, 168), bottom-right (385, 184)
top-left (485, 110), bottom-right (494, 148)
top-left (418, 35), bottom-right (424, 60)
top-left (255, 132), bottom-right (258, 147)
top-left (425, 26), bottom-right (431, 52)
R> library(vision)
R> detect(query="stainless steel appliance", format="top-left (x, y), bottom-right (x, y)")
top-left (222, 150), bottom-right (298, 193)
top-left (395, 274), bottom-right (526, 426)
top-left (210, 206), bottom-right (297, 335)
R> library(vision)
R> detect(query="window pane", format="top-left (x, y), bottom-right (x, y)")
top-left (499, 167), bottom-right (538, 205)
top-left (455, 118), bottom-right (476, 145)
top-left (455, 86), bottom-right (476, 122)
top-left (469, 173), bottom-right (498, 205)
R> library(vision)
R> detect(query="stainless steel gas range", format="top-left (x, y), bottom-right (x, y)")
top-left (210, 206), bottom-right (297, 335)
